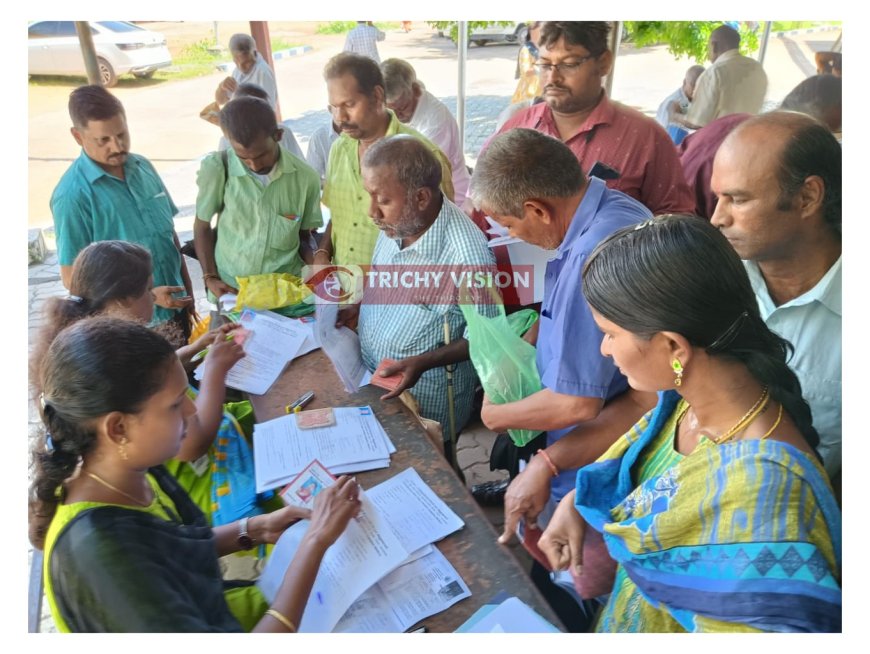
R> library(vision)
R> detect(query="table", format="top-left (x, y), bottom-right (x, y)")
top-left (249, 349), bottom-right (565, 633)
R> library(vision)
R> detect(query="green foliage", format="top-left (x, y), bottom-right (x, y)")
top-left (425, 21), bottom-right (514, 42)
top-left (177, 38), bottom-right (224, 64)
top-left (270, 37), bottom-right (303, 52)
top-left (316, 21), bottom-right (399, 35)
top-left (771, 21), bottom-right (823, 31)
top-left (622, 22), bottom-right (760, 63)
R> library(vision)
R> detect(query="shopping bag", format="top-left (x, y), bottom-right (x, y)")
top-left (459, 294), bottom-right (542, 447)
top-left (234, 272), bottom-right (314, 316)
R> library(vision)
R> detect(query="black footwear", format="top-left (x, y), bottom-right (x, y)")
top-left (471, 478), bottom-right (509, 506)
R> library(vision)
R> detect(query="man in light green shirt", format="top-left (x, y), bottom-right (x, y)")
top-left (317, 52), bottom-right (454, 268)
top-left (194, 96), bottom-right (323, 300)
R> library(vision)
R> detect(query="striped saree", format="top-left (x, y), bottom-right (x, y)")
top-left (575, 390), bottom-right (842, 632)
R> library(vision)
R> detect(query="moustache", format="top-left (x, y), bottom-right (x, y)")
top-left (108, 152), bottom-right (128, 159)
top-left (544, 85), bottom-right (570, 93)
top-left (339, 122), bottom-right (358, 131)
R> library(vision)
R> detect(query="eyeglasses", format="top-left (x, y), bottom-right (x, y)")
top-left (533, 55), bottom-right (598, 75)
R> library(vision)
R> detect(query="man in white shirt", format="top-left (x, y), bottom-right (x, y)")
top-left (655, 64), bottom-right (704, 144)
top-left (215, 33), bottom-right (279, 112)
top-left (710, 110), bottom-right (841, 490)
top-left (671, 25), bottom-right (767, 129)
top-left (382, 58), bottom-right (472, 211)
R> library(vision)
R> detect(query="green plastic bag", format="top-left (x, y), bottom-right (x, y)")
top-left (460, 302), bottom-right (543, 447)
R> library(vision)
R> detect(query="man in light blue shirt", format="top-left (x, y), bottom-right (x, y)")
top-left (711, 111), bottom-right (842, 486)
top-left (655, 64), bottom-right (704, 145)
top-left (343, 22), bottom-right (385, 63)
top-left (471, 129), bottom-right (655, 530)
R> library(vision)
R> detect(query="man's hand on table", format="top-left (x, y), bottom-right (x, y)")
top-left (498, 455), bottom-right (553, 544)
top-left (377, 356), bottom-right (426, 400)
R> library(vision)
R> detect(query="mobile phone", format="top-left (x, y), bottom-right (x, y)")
top-left (408, 626), bottom-right (428, 633)
top-left (588, 161), bottom-right (621, 180)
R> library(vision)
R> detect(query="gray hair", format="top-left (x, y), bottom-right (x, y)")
top-left (470, 128), bottom-right (585, 217)
top-left (381, 58), bottom-right (420, 101)
top-left (229, 33), bottom-right (255, 54)
top-left (362, 135), bottom-right (441, 193)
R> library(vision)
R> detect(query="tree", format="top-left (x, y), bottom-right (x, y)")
top-left (425, 21), bottom-right (514, 42)
top-left (622, 22), bottom-right (760, 63)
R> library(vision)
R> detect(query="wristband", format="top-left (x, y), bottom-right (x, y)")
top-left (536, 449), bottom-right (559, 477)
top-left (265, 608), bottom-right (297, 632)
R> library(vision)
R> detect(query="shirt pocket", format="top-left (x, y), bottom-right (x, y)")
top-left (795, 366), bottom-right (841, 441)
top-left (143, 190), bottom-right (176, 238)
top-left (267, 212), bottom-right (302, 252)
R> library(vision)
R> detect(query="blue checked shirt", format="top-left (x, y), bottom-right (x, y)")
top-left (343, 24), bottom-right (385, 63)
top-left (358, 198), bottom-right (497, 434)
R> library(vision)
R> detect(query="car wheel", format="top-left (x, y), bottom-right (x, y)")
top-left (471, 39), bottom-right (488, 47)
top-left (133, 70), bottom-right (155, 79)
top-left (97, 57), bottom-right (117, 87)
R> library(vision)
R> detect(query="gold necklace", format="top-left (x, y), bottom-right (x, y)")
top-left (85, 471), bottom-right (152, 508)
top-left (760, 403), bottom-right (784, 440)
top-left (713, 386), bottom-right (770, 444)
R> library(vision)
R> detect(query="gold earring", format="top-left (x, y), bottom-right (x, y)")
top-left (671, 359), bottom-right (684, 387)
top-left (118, 437), bottom-right (129, 461)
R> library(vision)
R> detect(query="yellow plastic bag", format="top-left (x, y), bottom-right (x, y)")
top-left (189, 314), bottom-right (212, 345)
top-left (234, 273), bottom-right (313, 312)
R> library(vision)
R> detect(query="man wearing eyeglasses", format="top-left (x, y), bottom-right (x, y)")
top-left (493, 22), bottom-right (694, 216)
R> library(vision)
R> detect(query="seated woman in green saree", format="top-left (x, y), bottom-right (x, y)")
top-left (29, 317), bottom-right (361, 631)
top-left (539, 215), bottom-right (841, 632)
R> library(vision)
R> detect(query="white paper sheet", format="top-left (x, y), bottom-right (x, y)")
top-left (257, 495), bottom-right (410, 633)
top-left (461, 597), bottom-right (560, 633)
top-left (485, 238), bottom-right (556, 304)
top-left (194, 309), bottom-right (310, 395)
top-left (253, 406), bottom-right (392, 492)
top-left (365, 467), bottom-right (465, 554)
top-left (333, 547), bottom-right (471, 633)
top-left (314, 302), bottom-right (372, 392)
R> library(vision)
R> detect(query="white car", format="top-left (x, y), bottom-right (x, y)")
top-left (28, 21), bottom-right (172, 87)
top-left (439, 22), bottom-right (528, 47)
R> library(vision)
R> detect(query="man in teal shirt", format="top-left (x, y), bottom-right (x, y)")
top-left (194, 96), bottom-right (323, 301)
top-left (51, 85), bottom-right (193, 330)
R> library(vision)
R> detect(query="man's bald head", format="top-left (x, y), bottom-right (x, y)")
top-left (708, 25), bottom-right (740, 62)
top-left (683, 65), bottom-right (705, 100)
top-left (722, 111), bottom-right (841, 235)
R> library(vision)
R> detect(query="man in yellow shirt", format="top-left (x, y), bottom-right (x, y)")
top-left (316, 53), bottom-right (454, 268)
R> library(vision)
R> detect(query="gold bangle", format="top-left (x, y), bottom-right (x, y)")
top-left (265, 608), bottom-right (297, 632)
top-left (313, 248), bottom-right (331, 259)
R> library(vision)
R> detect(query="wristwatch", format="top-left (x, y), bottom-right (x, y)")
top-left (237, 516), bottom-right (254, 550)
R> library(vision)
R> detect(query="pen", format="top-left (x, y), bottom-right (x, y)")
top-left (191, 333), bottom-right (236, 363)
top-left (285, 391), bottom-right (315, 413)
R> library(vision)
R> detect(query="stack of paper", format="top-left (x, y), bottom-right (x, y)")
top-left (253, 406), bottom-right (395, 493)
top-left (314, 302), bottom-right (372, 393)
top-left (194, 308), bottom-right (320, 395)
top-left (258, 468), bottom-right (468, 633)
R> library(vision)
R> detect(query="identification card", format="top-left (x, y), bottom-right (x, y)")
top-left (295, 407), bottom-right (336, 429)
top-left (279, 459), bottom-right (336, 508)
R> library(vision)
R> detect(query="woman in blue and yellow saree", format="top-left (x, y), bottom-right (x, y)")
top-left (539, 215), bottom-right (841, 632)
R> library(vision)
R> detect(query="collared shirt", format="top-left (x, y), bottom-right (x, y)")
top-left (685, 49), bottom-right (768, 127)
top-left (322, 110), bottom-right (455, 267)
top-left (655, 86), bottom-right (689, 129)
top-left (232, 54), bottom-right (278, 110)
top-left (497, 92), bottom-right (695, 216)
top-left (343, 24), bottom-right (385, 63)
top-left (305, 121), bottom-right (341, 180)
top-left (195, 146), bottom-right (322, 286)
top-left (408, 89), bottom-right (471, 208)
top-left (538, 176), bottom-right (652, 501)
top-left (359, 198), bottom-right (497, 433)
top-left (745, 257), bottom-right (842, 479)
top-left (50, 151), bottom-right (183, 323)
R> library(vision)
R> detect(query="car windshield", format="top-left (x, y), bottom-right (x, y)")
top-left (96, 21), bottom-right (143, 33)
